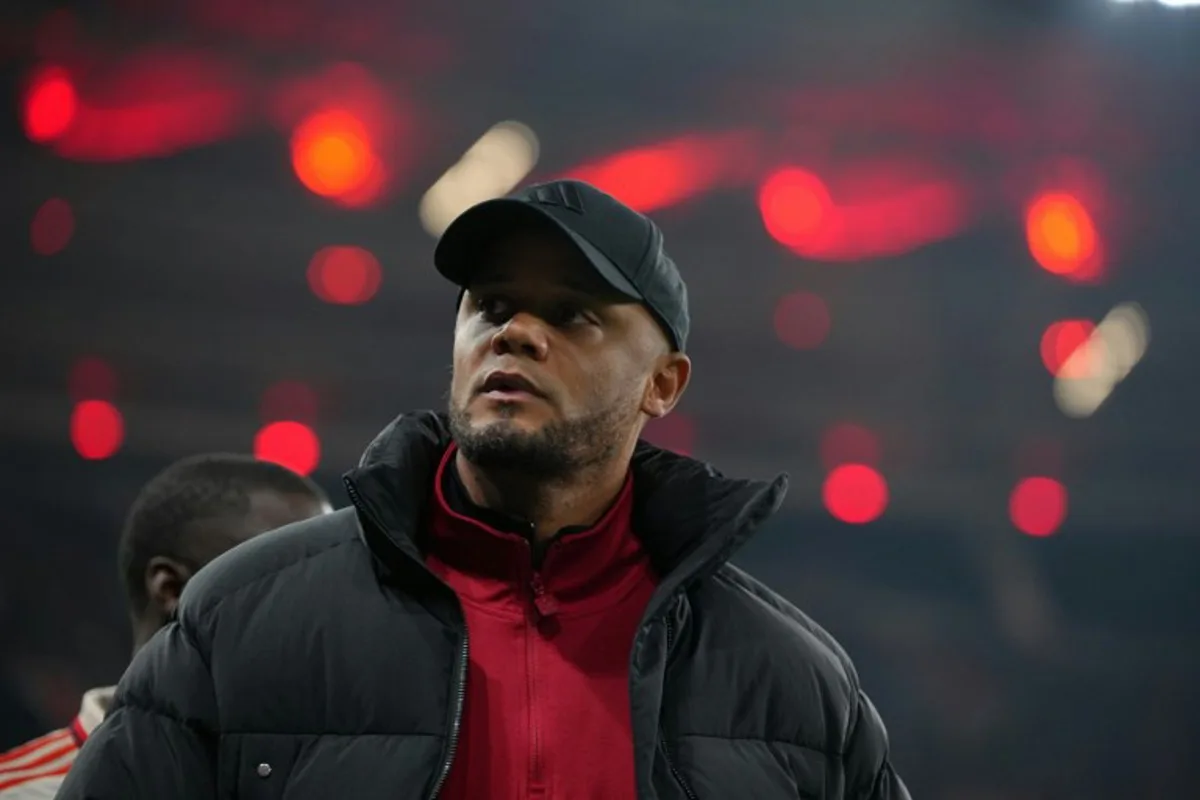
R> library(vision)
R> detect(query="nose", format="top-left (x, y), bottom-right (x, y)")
top-left (490, 311), bottom-right (550, 361)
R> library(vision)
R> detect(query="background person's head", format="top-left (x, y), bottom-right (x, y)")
top-left (437, 181), bottom-right (692, 484)
top-left (117, 454), bottom-right (331, 651)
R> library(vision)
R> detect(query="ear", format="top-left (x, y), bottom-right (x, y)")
top-left (641, 353), bottom-right (692, 419)
top-left (144, 556), bottom-right (193, 619)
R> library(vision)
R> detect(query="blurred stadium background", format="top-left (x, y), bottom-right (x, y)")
top-left (2, 0), bottom-right (1199, 796)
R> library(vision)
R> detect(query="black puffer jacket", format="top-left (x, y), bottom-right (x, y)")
top-left (58, 412), bottom-right (909, 799)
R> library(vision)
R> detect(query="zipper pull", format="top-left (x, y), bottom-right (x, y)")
top-left (530, 574), bottom-right (560, 617)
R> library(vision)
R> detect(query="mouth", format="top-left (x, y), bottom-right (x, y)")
top-left (478, 371), bottom-right (543, 400)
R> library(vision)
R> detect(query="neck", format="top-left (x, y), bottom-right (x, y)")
top-left (454, 449), bottom-right (630, 542)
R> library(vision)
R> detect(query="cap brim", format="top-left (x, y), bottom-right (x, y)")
top-left (433, 199), bottom-right (643, 300)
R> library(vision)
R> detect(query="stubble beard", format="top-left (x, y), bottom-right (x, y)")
top-left (447, 396), bottom-right (633, 482)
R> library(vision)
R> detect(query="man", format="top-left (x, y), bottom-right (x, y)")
top-left (58, 180), bottom-right (909, 798)
top-left (0, 454), bottom-right (329, 798)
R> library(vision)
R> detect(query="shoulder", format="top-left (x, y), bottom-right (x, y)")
top-left (179, 507), bottom-right (365, 622)
top-left (0, 727), bottom-right (78, 798)
top-left (711, 564), bottom-right (858, 684)
top-left (678, 564), bottom-right (861, 748)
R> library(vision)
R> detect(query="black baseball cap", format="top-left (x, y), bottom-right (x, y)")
top-left (433, 179), bottom-right (689, 351)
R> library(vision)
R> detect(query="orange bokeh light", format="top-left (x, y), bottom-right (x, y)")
top-left (254, 421), bottom-right (321, 476)
top-left (823, 464), bottom-right (889, 525)
top-left (24, 66), bottom-right (77, 143)
top-left (307, 246), bottom-right (383, 305)
top-left (1026, 192), bottom-right (1101, 279)
top-left (1039, 319), bottom-right (1096, 378)
top-left (291, 109), bottom-right (384, 205)
top-left (1009, 476), bottom-right (1068, 537)
top-left (70, 400), bottom-right (124, 460)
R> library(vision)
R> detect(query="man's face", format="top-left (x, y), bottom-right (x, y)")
top-left (447, 228), bottom-right (685, 479)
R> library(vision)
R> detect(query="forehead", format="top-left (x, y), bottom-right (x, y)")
top-left (468, 228), bottom-right (614, 296)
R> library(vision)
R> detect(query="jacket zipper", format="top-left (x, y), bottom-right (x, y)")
top-left (344, 480), bottom-right (470, 800)
top-left (428, 633), bottom-right (468, 800)
top-left (527, 557), bottom-right (543, 795)
top-left (658, 613), bottom-right (699, 800)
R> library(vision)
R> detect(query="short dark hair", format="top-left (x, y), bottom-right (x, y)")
top-left (117, 454), bottom-right (328, 615)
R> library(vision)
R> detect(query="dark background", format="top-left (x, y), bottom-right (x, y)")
top-left (2, 1), bottom-right (1199, 797)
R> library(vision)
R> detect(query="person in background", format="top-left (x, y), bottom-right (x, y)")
top-left (0, 454), bottom-right (330, 798)
top-left (58, 180), bottom-right (908, 799)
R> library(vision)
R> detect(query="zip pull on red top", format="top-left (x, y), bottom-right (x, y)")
top-left (529, 573), bottom-right (560, 618)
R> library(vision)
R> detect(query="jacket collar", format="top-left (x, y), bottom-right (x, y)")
top-left (343, 410), bottom-right (789, 588)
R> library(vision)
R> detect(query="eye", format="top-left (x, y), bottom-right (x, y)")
top-left (548, 303), bottom-right (592, 327)
top-left (475, 294), bottom-right (512, 323)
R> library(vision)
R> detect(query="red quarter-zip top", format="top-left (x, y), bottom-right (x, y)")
top-left (425, 445), bottom-right (656, 800)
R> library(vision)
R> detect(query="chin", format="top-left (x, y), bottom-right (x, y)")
top-left (472, 394), bottom-right (548, 421)
top-left (470, 408), bottom-right (546, 436)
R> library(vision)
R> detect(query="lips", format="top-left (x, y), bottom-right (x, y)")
top-left (479, 371), bottom-right (542, 397)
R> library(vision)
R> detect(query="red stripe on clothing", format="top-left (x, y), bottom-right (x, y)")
top-left (0, 760), bottom-right (74, 792)
top-left (0, 731), bottom-right (69, 767)
top-left (0, 738), bottom-right (75, 776)
top-left (69, 716), bottom-right (88, 747)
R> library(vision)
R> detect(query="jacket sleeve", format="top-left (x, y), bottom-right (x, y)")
top-left (844, 690), bottom-right (911, 800)
top-left (55, 621), bottom-right (218, 799)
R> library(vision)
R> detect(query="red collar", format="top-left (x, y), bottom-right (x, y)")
top-left (68, 686), bottom-right (114, 745)
top-left (426, 445), bottom-right (650, 618)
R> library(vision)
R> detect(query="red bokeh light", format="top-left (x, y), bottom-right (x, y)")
top-left (772, 291), bottom-right (831, 350)
top-left (291, 109), bottom-right (384, 206)
top-left (254, 421), bottom-right (321, 476)
top-left (30, 198), bottom-right (75, 256)
top-left (272, 63), bottom-right (406, 201)
top-left (570, 148), bottom-right (697, 213)
top-left (823, 464), bottom-right (889, 525)
top-left (1009, 476), bottom-right (1068, 537)
top-left (758, 167), bottom-right (837, 253)
top-left (1039, 319), bottom-right (1096, 378)
top-left (68, 357), bottom-right (118, 402)
top-left (1026, 192), bottom-right (1101, 280)
top-left (70, 400), bottom-right (124, 460)
top-left (23, 66), bottom-right (77, 143)
top-left (820, 423), bottom-right (881, 470)
top-left (642, 412), bottom-right (695, 456)
top-left (43, 49), bottom-right (248, 163)
top-left (758, 161), bottom-right (967, 262)
top-left (307, 246), bottom-right (383, 305)
top-left (260, 380), bottom-right (320, 425)
top-left (564, 134), bottom-right (745, 214)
